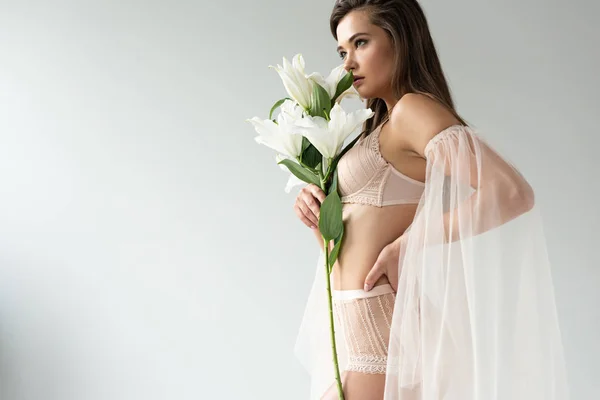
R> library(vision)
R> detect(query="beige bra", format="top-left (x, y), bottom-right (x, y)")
top-left (336, 119), bottom-right (425, 207)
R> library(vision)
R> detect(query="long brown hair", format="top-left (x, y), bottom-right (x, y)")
top-left (330, 0), bottom-right (469, 135)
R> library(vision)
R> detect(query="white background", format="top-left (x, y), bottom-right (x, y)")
top-left (0, 0), bottom-right (598, 399)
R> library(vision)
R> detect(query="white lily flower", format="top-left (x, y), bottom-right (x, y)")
top-left (294, 102), bottom-right (374, 159)
top-left (275, 154), bottom-right (307, 193)
top-left (246, 99), bottom-right (304, 158)
top-left (307, 64), bottom-right (360, 102)
top-left (278, 98), bottom-right (305, 126)
top-left (269, 54), bottom-right (314, 110)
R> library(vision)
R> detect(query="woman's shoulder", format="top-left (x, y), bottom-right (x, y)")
top-left (389, 93), bottom-right (463, 157)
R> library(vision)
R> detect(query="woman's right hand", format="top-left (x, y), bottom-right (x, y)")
top-left (294, 183), bottom-right (327, 229)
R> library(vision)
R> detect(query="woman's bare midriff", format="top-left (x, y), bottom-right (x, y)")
top-left (331, 202), bottom-right (418, 291)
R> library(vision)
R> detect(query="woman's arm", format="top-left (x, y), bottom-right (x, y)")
top-left (420, 127), bottom-right (535, 242)
top-left (438, 178), bottom-right (534, 242)
top-left (391, 94), bottom-right (535, 243)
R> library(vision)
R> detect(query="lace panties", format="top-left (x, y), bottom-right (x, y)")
top-left (332, 283), bottom-right (396, 374)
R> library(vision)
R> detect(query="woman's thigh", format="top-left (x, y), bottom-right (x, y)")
top-left (320, 370), bottom-right (386, 400)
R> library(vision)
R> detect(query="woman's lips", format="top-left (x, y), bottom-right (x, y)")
top-left (353, 78), bottom-right (364, 86)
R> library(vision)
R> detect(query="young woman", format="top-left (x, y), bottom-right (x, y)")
top-left (293, 1), bottom-right (570, 399)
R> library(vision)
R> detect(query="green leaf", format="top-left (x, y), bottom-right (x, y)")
top-left (277, 158), bottom-right (320, 187)
top-left (328, 225), bottom-right (344, 273)
top-left (301, 142), bottom-right (322, 169)
top-left (269, 97), bottom-right (293, 120)
top-left (309, 82), bottom-right (332, 119)
top-left (301, 136), bottom-right (311, 153)
top-left (332, 70), bottom-right (353, 104)
top-left (328, 168), bottom-right (339, 195)
top-left (299, 136), bottom-right (321, 170)
top-left (319, 190), bottom-right (343, 241)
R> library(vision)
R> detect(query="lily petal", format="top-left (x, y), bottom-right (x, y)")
top-left (247, 116), bottom-right (303, 158)
top-left (275, 154), bottom-right (306, 193)
top-left (293, 104), bottom-right (374, 158)
top-left (293, 115), bottom-right (337, 158)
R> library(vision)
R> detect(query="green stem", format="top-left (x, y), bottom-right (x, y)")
top-left (323, 237), bottom-right (345, 399)
top-left (319, 175), bottom-right (345, 400)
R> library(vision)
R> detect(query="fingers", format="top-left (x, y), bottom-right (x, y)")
top-left (294, 202), bottom-right (318, 228)
top-left (294, 184), bottom-right (327, 229)
top-left (363, 261), bottom-right (384, 292)
top-left (389, 238), bottom-right (405, 292)
top-left (388, 264), bottom-right (399, 292)
top-left (303, 192), bottom-right (322, 222)
top-left (364, 241), bottom-right (403, 292)
top-left (303, 185), bottom-right (326, 222)
top-left (308, 184), bottom-right (327, 203)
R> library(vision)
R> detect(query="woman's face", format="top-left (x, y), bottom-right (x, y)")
top-left (336, 10), bottom-right (396, 100)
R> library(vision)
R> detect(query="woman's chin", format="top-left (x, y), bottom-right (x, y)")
top-left (357, 86), bottom-right (381, 101)
top-left (358, 91), bottom-right (373, 100)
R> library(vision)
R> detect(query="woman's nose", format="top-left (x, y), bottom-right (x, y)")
top-left (343, 52), bottom-right (356, 71)
top-left (344, 59), bottom-right (356, 73)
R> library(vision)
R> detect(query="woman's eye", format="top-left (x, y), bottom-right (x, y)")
top-left (338, 39), bottom-right (367, 59)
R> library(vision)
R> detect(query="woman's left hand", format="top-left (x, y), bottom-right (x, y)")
top-left (363, 236), bottom-right (405, 292)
